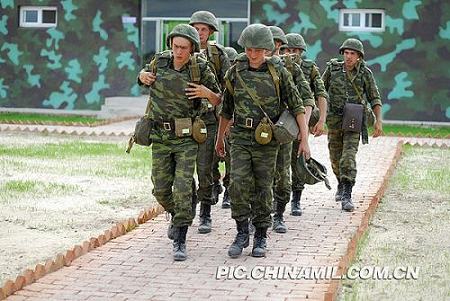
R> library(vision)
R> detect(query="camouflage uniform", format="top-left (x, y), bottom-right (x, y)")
top-left (189, 11), bottom-right (231, 233)
top-left (267, 26), bottom-right (314, 234)
top-left (284, 33), bottom-right (328, 216)
top-left (139, 24), bottom-right (219, 260)
top-left (322, 38), bottom-right (382, 211)
top-left (220, 24), bottom-right (306, 258)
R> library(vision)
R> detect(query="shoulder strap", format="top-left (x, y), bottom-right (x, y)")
top-left (207, 42), bottom-right (221, 73)
top-left (189, 54), bottom-right (201, 84)
top-left (266, 61), bottom-right (280, 101)
top-left (225, 78), bottom-right (234, 96)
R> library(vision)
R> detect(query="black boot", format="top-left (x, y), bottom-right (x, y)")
top-left (335, 181), bottom-right (344, 202)
top-left (252, 227), bottom-right (268, 257)
top-left (341, 181), bottom-right (355, 212)
top-left (290, 190), bottom-right (303, 216)
top-left (212, 180), bottom-right (223, 205)
top-left (221, 188), bottom-right (231, 209)
top-left (273, 202), bottom-right (287, 233)
top-left (198, 203), bottom-right (212, 234)
top-left (228, 219), bottom-right (250, 258)
top-left (173, 225), bottom-right (188, 261)
top-left (167, 212), bottom-right (178, 240)
top-left (191, 179), bottom-right (198, 218)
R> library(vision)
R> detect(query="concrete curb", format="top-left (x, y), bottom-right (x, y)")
top-left (0, 205), bottom-right (165, 300)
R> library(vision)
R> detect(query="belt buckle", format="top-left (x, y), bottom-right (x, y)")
top-left (163, 122), bottom-right (171, 131)
top-left (245, 118), bottom-right (253, 128)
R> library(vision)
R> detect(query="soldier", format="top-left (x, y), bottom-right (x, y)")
top-left (322, 38), bottom-right (383, 212)
top-left (267, 26), bottom-right (315, 234)
top-left (211, 46), bottom-right (238, 209)
top-left (138, 24), bottom-right (220, 260)
top-left (215, 24), bottom-right (311, 258)
top-left (282, 33), bottom-right (328, 216)
top-left (189, 11), bottom-right (231, 233)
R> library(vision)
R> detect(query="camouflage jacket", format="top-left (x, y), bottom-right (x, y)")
top-left (322, 58), bottom-right (382, 130)
top-left (280, 55), bottom-right (315, 108)
top-left (138, 50), bottom-right (220, 136)
top-left (221, 53), bottom-right (305, 146)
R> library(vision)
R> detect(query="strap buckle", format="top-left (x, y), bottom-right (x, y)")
top-left (163, 122), bottom-right (171, 131)
top-left (245, 118), bottom-right (253, 128)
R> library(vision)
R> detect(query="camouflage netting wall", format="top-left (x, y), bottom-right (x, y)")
top-left (0, 0), bottom-right (140, 110)
top-left (252, 0), bottom-right (450, 122)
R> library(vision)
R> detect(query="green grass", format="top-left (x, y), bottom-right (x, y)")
top-left (370, 124), bottom-right (450, 138)
top-left (0, 112), bottom-right (102, 124)
top-left (1, 180), bottom-right (79, 198)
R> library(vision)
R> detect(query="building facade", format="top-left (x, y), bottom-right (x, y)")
top-left (1, 0), bottom-right (449, 122)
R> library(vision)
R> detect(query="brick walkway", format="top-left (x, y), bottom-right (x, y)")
top-left (1, 134), bottom-right (411, 301)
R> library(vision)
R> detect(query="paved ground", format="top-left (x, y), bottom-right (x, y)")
top-left (1, 122), bottom-right (449, 301)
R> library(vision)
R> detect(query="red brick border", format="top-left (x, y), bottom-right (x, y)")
top-left (0, 205), bottom-right (165, 300)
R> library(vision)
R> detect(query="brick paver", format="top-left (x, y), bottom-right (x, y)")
top-left (2, 134), bottom-right (407, 301)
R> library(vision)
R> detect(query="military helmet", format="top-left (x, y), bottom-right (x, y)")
top-left (189, 11), bottom-right (219, 32)
top-left (166, 24), bottom-right (200, 53)
top-left (294, 156), bottom-right (332, 190)
top-left (238, 24), bottom-right (274, 51)
top-left (285, 33), bottom-right (307, 51)
top-left (268, 26), bottom-right (288, 44)
top-left (224, 47), bottom-right (238, 62)
top-left (339, 38), bottom-right (364, 58)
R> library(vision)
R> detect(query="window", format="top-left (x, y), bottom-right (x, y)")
top-left (19, 6), bottom-right (57, 27)
top-left (339, 9), bottom-right (384, 32)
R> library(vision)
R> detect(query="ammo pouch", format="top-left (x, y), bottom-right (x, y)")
top-left (174, 118), bottom-right (192, 138)
top-left (192, 116), bottom-right (207, 143)
top-left (342, 103), bottom-right (364, 133)
top-left (272, 109), bottom-right (298, 144)
top-left (255, 117), bottom-right (273, 145)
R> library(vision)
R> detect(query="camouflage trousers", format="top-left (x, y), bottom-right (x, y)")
top-left (291, 139), bottom-right (306, 192)
top-left (212, 138), bottom-right (231, 188)
top-left (327, 129), bottom-right (360, 184)
top-left (151, 139), bottom-right (198, 227)
top-left (273, 142), bottom-right (293, 207)
top-left (196, 123), bottom-right (217, 205)
top-left (229, 143), bottom-right (279, 228)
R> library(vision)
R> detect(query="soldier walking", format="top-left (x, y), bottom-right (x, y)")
top-left (322, 38), bottom-right (383, 212)
top-left (216, 24), bottom-right (310, 258)
top-left (138, 24), bottom-right (220, 260)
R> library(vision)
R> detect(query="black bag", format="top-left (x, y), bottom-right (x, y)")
top-left (134, 116), bottom-right (153, 145)
top-left (342, 103), bottom-right (364, 133)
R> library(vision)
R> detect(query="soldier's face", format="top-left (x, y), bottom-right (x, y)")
top-left (343, 49), bottom-right (360, 69)
top-left (193, 23), bottom-right (214, 45)
top-left (171, 37), bottom-right (193, 65)
top-left (285, 48), bottom-right (303, 56)
top-left (245, 48), bottom-right (266, 68)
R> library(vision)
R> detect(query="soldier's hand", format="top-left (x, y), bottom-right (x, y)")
top-left (312, 120), bottom-right (325, 137)
top-left (185, 83), bottom-right (209, 100)
top-left (373, 120), bottom-right (383, 138)
top-left (139, 72), bottom-right (156, 86)
top-left (298, 140), bottom-right (311, 160)
top-left (215, 138), bottom-right (226, 158)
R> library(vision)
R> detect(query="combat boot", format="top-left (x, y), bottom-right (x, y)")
top-left (221, 188), bottom-right (231, 209)
top-left (212, 180), bottom-right (223, 205)
top-left (341, 181), bottom-right (355, 212)
top-left (273, 202), bottom-right (287, 233)
top-left (252, 227), bottom-right (268, 257)
top-left (198, 203), bottom-right (212, 234)
top-left (167, 212), bottom-right (178, 240)
top-left (173, 225), bottom-right (188, 261)
top-left (191, 179), bottom-right (198, 218)
top-left (228, 219), bottom-right (250, 258)
top-left (290, 190), bottom-right (303, 216)
top-left (335, 181), bottom-right (344, 202)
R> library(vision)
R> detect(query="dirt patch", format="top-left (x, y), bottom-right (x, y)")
top-left (0, 132), bottom-right (155, 286)
top-left (339, 146), bottom-right (450, 300)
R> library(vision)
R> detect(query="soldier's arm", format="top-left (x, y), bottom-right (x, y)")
top-left (137, 59), bottom-right (157, 87)
top-left (293, 64), bottom-right (314, 124)
top-left (216, 75), bottom-right (234, 157)
top-left (321, 65), bottom-right (331, 91)
top-left (364, 68), bottom-right (383, 137)
top-left (218, 51), bottom-right (231, 87)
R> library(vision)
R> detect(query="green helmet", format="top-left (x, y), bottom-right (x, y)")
top-left (189, 11), bottom-right (219, 32)
top-left (285, 33), bottom-right (307, 51)
top-left (166, 24), bottom-right (200, 53)
top-left (224, 47), bottom-right (238, 62)
top-left (294, 156), bottom-right (332, 190)
top-left (268, 26), bottom-right (287, 44)
top-left (238, 24), bottom-right (274, 51)
top-left (339, 38), bottom-right (364, 58)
